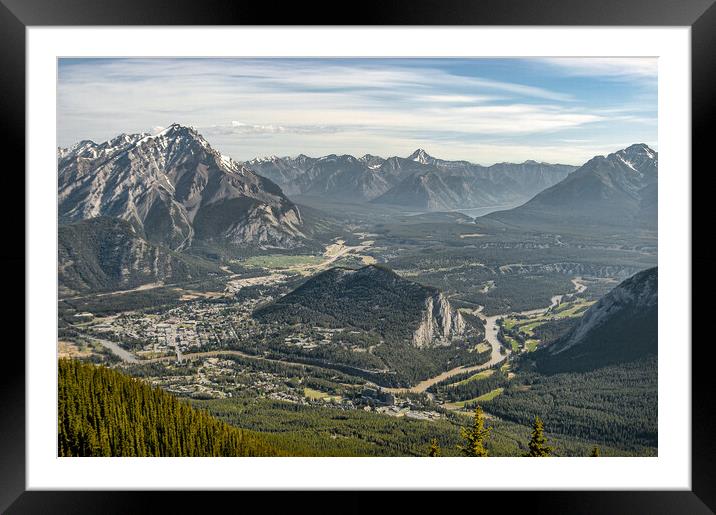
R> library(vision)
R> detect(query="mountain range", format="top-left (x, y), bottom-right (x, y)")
top-left (485, 144), bottom-right (658, 232)
top-left (246, 149), bottom-right (576, 210)
top-left (58, 124), bottom-right (305, 252)
top-left (253, 264), bottom-right (465, 348)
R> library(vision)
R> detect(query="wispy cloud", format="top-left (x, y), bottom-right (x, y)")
top-left (57, 58), bottom-right (657, 164)
top-left (536, 57), bottom-right (657, 80)
top-left (201, 121), bottom-right (340, 136)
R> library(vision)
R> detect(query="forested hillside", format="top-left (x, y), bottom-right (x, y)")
top-left (58, 359), bottom-right (281, 457)
top-left (58, 217), bottom-right (217, 295)
top-left (254, 264), bottom-right (465, 346)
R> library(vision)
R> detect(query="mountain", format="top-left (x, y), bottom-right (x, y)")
top-left (58, 217), bottom-right (216, 296)
top-left (294, 154), bottom-right (395, 201)
top-left (244, 149), bottom-right (575, 209)
top-left (58, 124), bottom-right (305, 252)
top-left (253, 265), bottom-right (465, 347)
top-left (59, 359), bottom-right (281, 456)
top-left (535, 267), bottom-right (657, 373)
top-left (407, 148), bottom-right (439, 165)
top-left (244, 154), bottom-right (316, 194)
top-left (372, 169), bottom-right (490, 210)
top-left (485, 144), bottom-right (658, 232)
top-left (373, 159), bottom-right (576, 210)
top-left (247, 153), bottom-right (397, 201)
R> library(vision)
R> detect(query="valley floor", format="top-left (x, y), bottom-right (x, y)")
top-left (58, 208), bottom-right (657, 456)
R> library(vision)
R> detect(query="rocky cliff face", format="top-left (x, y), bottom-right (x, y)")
top-left (412, 292), bottom-right (466, 348)
top-left (58, 124), bottom-right (305, 251)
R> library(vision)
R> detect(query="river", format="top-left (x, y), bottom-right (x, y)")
top-left (382, 276), bottom-right (588, 394)
top-left (384, 309), bottom-right (507, 394)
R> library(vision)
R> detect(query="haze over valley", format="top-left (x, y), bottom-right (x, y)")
top-left (57, 57), bottom-right (658, 458)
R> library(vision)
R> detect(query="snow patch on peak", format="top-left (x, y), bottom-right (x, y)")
top-left (408, 148), bottom-right (434, 164)
top-left (623, 143), bottom-right (657, 159)
top-left (616, 154), bottom-right (638, 172)
top-left (220, 154), bottom-right (235, 168)
top-left (249, 155), bottom-right (280, 164)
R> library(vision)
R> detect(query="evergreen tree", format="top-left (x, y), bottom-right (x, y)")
top-left (428, 438), bottom-right (441, 457)
top-left (524, 416), bottom-right (553, 457)
top-left (58, 359), bottom-right (281, 457)
top-left (457, 405), bottom-right (491, 457)
top-left (590, 446), bottom-right (600, 457)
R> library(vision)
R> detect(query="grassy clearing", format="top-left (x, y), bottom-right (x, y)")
top-left (242, 255), bottom-right (323, 269)
top-left (503, 318), bottom-right (518, 331)
top-left (474, 342), bottom-right (491, 354)
top-left (504, 335), bottom-right (520, 352)
top-left (303, 387), bottom-right (342, 403)
top-left (553, 300), bottom-right (594, 319)
top-left (517, 320), bottom-right (544, 336)
top-left (445, 387), bottom-right (504, 408)
top-left (525, 339), bottom-right (540, 352)
top-left (451, 369), bottom-right (494, 387)
top-left (505, 300), bottom-right (595, 342)
top-left (476, 387), bottom-right (504, 402)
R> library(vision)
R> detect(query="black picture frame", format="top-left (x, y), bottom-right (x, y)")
top-left (1, 0), bottom-right (709, 512)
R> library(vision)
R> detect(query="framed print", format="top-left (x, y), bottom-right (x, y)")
top-left (1, 0), bottom-right (710, 512)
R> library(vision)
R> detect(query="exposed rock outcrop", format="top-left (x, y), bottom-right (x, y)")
top-left (412, 293), bottom-right (465, 348)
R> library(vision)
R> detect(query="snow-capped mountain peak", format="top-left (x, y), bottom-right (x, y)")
top-left (58, 124), bottom-right (305, 251)
top-left (407, 148), bottom-right (435, 164)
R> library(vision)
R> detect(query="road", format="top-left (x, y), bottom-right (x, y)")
top-left (142, 349), bottom-right (260, 364)
top-left (165, 326), bottom-right (184, 363)
top-left (572, 277), bottom-right (587, 294)
top-left (225, 238), bottom-right (374, 293)
top-left (64, 282), bottom-right (166, 301)
top-left (314, 238), bottom-right (374, 271)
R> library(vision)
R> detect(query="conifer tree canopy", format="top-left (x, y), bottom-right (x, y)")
top-left (458, 405), bottom-right (491, 457)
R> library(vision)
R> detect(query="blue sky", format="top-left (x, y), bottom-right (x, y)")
top-left (57, 57), bottom-right (657, 165)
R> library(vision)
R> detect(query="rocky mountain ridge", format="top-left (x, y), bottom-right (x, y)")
top-left (245, 149), bottom-right (576, 210)
top-left (536, 267), bottom-right (658, 372)
top-left (486, 143), bottom-right (658, 232)
top-left (59, 124), bottom-right (305, 251)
